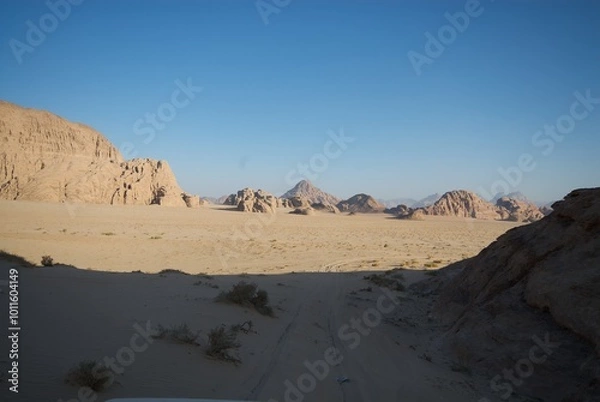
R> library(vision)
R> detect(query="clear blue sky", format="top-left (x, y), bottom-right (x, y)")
top-left (1, 0), bottom-right (599, 203)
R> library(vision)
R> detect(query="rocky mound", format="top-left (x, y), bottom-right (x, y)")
top-left (286, 196), bottom-right (312, 209)
top-left (496, 196), bottom-right (544, 222)
top-left (399, 208), bottom-right (426, 220)
top-left (384, 204), bottom-right (412, 216)
top-left (229, 188), bottom-right (279, 213)
top-left (425, 188), bottom-right (600, 401)
top-left (281, 180), bottom-right (340, 205)
top-left (425, 190), bottom-right (501, 220)
top-left (0, 101), bottom-right (195, 207)
top-left (289, 207), bottom-right (314, 216)
top-left (337, 193), bottom-right (385, 213)
top-left (311, 202), bottom-right (340, 214)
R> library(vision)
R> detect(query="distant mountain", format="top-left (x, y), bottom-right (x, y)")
top-left (214, 195), bottom-right (230, 205)
top-left (337, 193), bottom-right (385, 213)
top-left (281, 180), bottom-right (340, 205)
top-left (378, 198), bottom-right (417, 208)
top-left (491, 191), bottom-right (532, 204)
top-left (413, 193), bottom-right (441, 208)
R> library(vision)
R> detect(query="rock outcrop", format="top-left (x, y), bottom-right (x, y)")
top-left (424, 190), bottom-right (501, 220)
top-left (0, 101), bottom-right (196, 207)
top-left (311, 202), bottom-right (340, 214)
top-left (495, 196), bottom-right (544, 222)
top-left (289, 207), bottom-right (314, 216)
top-left (384, 204), bottom-right (412, 216)
top-left (287, 196), bottom-right (312, 209)
top-left (337, 193), bottom-right (385, 213)
top-left (281, 180), bottom-right (340, 205)
top-left (233, 188), bottom-right (278, 213)
top-left (423, 188), bottom-right (600, 401)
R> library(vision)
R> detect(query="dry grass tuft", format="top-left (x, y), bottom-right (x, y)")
top-left (216, 281), bottom-right (274, 316)
top-left (65, 360), bottom-right (112, 392)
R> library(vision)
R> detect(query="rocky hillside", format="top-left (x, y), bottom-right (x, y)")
top-left (337, 193), bottom-right (385, 213)
top-left (495, 196), bottom-right (544, 222)
top-left (0, 101), bottom-right (196, 207)
top-left (423, 188), bottom-right (600, 401)
top-left (281, 180), bottom-right (340, 205)
top-left (425, 190), bottom-right (500, 219)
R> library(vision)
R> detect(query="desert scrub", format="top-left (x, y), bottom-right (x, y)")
top-left (41, 255), bottom-right (54, 266)
top-left (206, 325), bottom-right (241, 364)
top-left (158, 268), bottom-right (189, 275)
top-left (193, 280), bottom-right (219, 289)
top-left (216, 281), bottom-right (274, 316)
top-left (101, 232), bottom-right (115, 236)
top-left (385, 268), bottom-right (405, 281)
top-left (363, 273), bottom-right (405, 291)
top-left (149, 235), bottom-right (162, 240)
top-left (65, 360), bottom-right (112, 392)
top-left (152, 323), bottom-right (199, 345)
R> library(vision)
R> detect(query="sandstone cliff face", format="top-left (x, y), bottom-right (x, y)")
top-left (110, 159), bottom-right (187, 207)
top-left (0, 101), bottom-right (193, 207)
top-left (425, 188), bottom-right (600, 401)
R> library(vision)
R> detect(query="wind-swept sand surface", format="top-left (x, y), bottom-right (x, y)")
top-left (0, 200), bottom-right (521, 275)
top-left (0, 201), bottom-right (523, 401)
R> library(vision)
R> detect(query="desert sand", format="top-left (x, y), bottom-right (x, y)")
top-left (0, 200), bottom-right (525, 401)
top-left (0, 200), bottom-right (520, 275)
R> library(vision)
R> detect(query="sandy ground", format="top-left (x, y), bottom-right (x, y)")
top-left (0, 200), bottom-right (523, 401)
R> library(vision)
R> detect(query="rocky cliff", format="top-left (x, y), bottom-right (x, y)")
top-left (0, 101), bottom-right (194, 207)
top-left (422, 188), bottom-right (600, 401)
